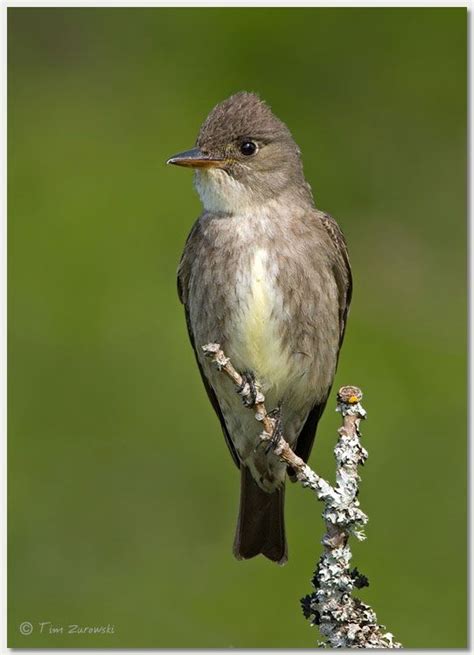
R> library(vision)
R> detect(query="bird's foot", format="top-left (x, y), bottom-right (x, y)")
top-left (265, 404), bottom-right (283, 454)
top-left (237, 371), bottom-right (258, 408)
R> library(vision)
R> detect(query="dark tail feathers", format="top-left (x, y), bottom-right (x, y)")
top-left (233, 466), bottom-right (287, 565)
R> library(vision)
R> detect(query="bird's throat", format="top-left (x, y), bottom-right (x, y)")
top-left (194, 168), bottom-right (256, 214)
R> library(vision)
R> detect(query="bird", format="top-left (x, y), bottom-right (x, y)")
top-left (167, 92), bottom-right (352, 564)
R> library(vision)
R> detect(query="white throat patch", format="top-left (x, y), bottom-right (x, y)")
top-left (194, 168), bottom-right (256, 214)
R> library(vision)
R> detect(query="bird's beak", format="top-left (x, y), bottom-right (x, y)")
top-left (166, 147), bottom-right (225, 169)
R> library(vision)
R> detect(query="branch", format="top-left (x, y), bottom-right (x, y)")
top-left (203, 342), bottom-right (401, 649)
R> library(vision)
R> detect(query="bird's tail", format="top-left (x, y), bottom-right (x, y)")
top-left (233, 466), bottom-right (287, 565)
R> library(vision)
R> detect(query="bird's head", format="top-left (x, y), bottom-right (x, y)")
top-left (167, 92), bottom-right (312, 213)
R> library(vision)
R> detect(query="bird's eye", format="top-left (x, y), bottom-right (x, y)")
top-left (240, 140), bottom-right (258, 156)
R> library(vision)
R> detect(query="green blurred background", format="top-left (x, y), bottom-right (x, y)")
top-left (8, 7), bottom-right (467, 648)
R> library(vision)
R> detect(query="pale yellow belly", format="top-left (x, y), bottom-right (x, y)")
top-left (231, 248), bottom-right (296, 400)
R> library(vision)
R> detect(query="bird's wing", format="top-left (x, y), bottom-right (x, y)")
top-left (177, 225), bottom-right (241, 469)
top-left (319, 211), bottom-right (353, 346)
top-left (293, 211), bottom-right (352, 464)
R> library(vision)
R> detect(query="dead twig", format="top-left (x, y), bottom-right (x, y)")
top-left (203, 342), bottom-right (401, 649)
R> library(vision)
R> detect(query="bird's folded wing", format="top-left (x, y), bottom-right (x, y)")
top-left (177, 232), bottom-right (240, 469)
top-left (293, 211), bottom-right (352, 464)
top-left (319, 211), bottom-right (353, 346)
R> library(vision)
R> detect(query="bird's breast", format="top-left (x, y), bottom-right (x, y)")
top-left (191, 208), bottom-right (339, 411)
top-left (231, 247), bottom-right (292, 398)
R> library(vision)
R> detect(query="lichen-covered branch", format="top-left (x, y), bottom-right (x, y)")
top-left (203, 342), bottom-right (401, 649)
top-left (301, 385), bottom-right (401, 648)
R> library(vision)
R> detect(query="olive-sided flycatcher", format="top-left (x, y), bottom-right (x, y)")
top-left (167, 92), bottom-right (352, 564)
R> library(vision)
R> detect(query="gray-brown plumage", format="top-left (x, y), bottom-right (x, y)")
top-left (168, 92), bottom-right (352, 564)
